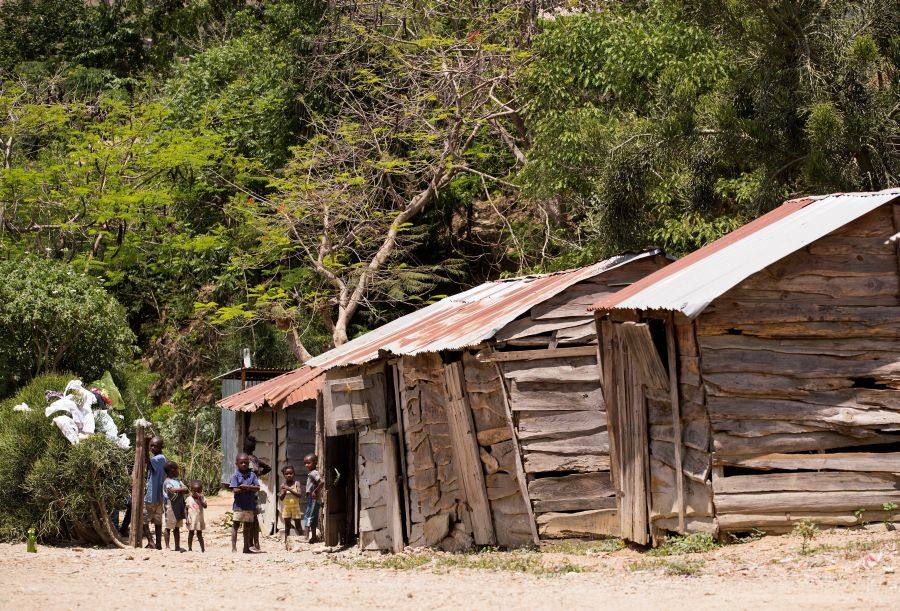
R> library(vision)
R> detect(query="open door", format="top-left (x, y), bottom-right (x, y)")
top-left (602, 321), bottom-right (669, 545)
top-left (323, 432), bottom-right (357, 547)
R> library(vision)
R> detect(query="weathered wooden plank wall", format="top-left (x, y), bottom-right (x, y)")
top-left (461, 352), bottom-right (535, 547)
top-left (398, 353), bottom-right (475, 551)
top-left (698, 204), bottom-right (900, 532)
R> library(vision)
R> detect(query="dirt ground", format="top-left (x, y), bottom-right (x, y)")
top-left (1, 494), bottom-right (898, 610)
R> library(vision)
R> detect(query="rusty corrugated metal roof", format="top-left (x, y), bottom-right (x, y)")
top-left (304, 251), bottom-right (661, 371)
top-left (218, 365), bottom-right (324, 412)
top-left (218, 250), bottom-right (662, 412)
top-left (591, 189), bottom-right (900, 317)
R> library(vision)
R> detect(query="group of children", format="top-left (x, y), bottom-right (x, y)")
top-left (143, 434), bottom-right (322, 554)
top-left (142, 436), bottom-right (207, 552)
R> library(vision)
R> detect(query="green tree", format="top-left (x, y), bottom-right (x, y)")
top-left (0, 257), bottom-right (135, 395)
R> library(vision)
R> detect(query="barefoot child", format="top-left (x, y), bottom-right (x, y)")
top-left (244, 436), bottom-right (270, 551)
top-left (303, 454), bottom-right (323, 544)
top-left (163, 461), bottom-right (189, 552)
top-left (230, 453), bottom-right (261, 553)
top-left (185, 480), bottom-right (207, 552)
top-left (279, 465), bottom-right (303, 550)
top-left (143, 436), bottom-right (166, 549)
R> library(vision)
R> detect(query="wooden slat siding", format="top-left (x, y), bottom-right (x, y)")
top-left (718, 512), bottom-right (897, 533)
top-left (536, 509), bottom-right (619, 538)
top-left (390, 363), bottom-right (413, 543)
top-left (495, 316), bottom-right (591, 343)
top-left (892, 203), bottom-right (900, 280)
top-left (517, 410), bottom-right (606, 439)
top-left (443, 362), bottom-right (496, 546)
top-left (399, 354), bottom-right (467, 549)
top-left (665, 315), bottom-right (686, 532)
top-left (530, 256), bottom-right (669, 321)
top-left (715, 490), bottom-right (900, 514)
top-left (481, 345), bottom-right (598, 362)
top-left (503, 360), bottom-right (602, 384)
top-left (492, 358), bottom-right (541, 546)
top-left (461, 351), bottom-right (533, 548)
top-left (694, 204), bottom-right (900, 531)
top-left (713, 472), bottom-right (900, 494)
top-left (715, 452), bottom-right (900, 472)
top-left (508, 383), bottom-right (603, 412)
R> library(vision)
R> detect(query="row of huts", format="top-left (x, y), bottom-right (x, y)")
top-left (219, 188), bottom-right (900, 548)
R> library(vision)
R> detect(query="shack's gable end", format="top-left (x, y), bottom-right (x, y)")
top-left (697, 202), bottom-right (900, 531)
top-left (494, 254), bottom-right (670, 348)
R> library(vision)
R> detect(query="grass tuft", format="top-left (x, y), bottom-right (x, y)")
top-left (647, 533), bottom-right (719, 556)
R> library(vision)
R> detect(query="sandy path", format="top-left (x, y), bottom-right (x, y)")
top-left (1, 494), bottom-right (897, 610)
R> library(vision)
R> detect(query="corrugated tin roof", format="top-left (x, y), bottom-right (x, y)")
top-left (591, 189), bottom-right (900, 318)
top-left (218, 365), bottom-right (324, 412)
top-left (217, 250), bottom-right (661, 412)
top-left (305, 250), bottom-right (661, 371)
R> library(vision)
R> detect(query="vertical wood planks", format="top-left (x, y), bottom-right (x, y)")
top-left (391, 362), bottom-right (413, 543)
top-left (443, 362), bottom-right (496, 546)
top-left (665, 315), bottom-right (686, 533)
top-left (493, 360), bottom-right (542, 546)
top-left (383, 432), bottom-right (405, 552)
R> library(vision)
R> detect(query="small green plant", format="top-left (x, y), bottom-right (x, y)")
top-left (727, 529), bottom-right (765, 544)
top-left (647, 533), bottom-right (719, 556)
top-left (853, 508), bottom-right (867, 525)
top-left (883, 502), bottom-right (898, 529)
top-left (793, 519), bottom-right (820, 555)
top-left (545, 538), bottom-right (625, 555)
top-left (663, 559), bottom-right (704, 576)
top-left (331, 550), bottom-right (590, 576)
top-left (626, 558), bottom-right (704, 576)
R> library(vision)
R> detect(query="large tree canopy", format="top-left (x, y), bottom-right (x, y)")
top-left (0, 257), bottom-right (135, 395)
top-left (0, 0), bottom-right (897, 402)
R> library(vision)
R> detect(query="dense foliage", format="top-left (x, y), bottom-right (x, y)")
top-left (0, 374), bottom-right (131, 542)
top-left (0, 0), bottom-right (897, 404)
top-left (0, 257), bottom-right (135, 395)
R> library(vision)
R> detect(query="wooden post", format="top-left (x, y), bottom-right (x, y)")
top-left (129, 422), bottom-right (147, 548)
top-left (492, 360), bottom-right (541, 546)
top-left (391, 362), bottom-right (413, 542)
top-left (665, 314), bottom-right (686, 533)
top-left (383, 431), bottom-right (405, 552)
top-left (443, 362), bottom-right (496, 546)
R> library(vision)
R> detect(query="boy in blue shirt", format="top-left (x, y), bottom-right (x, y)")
top-left (143, 436), bottom-right (166, 549)
top-left (230, 453), bottom-right (261, 553)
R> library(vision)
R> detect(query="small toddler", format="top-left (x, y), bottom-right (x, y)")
top-left (185, 480), bottom-right (207, 552)
top-left (163, 461), bottom-right (189, 552)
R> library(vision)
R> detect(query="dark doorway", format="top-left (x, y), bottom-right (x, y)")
top-left (324, 433), bottom-right (357, 547)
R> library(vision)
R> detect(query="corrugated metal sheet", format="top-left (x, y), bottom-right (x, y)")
top-left (591, 189), bottom-right (900, 318)
top-left (305, 251), bottom-right (661, 370)
top-left (218, 365), bottom-right (324, 412)
top-left (217, 251), bottom-right (662, 412)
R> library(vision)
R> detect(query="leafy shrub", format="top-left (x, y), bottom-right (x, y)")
top-left (0, 256), bottom-right (135, 397)
top-left (0, 374), bottom-right (131, 542)
top-left (647, 533), bottom-right (719, 556)
top-left (793, 520), bottom-right (820, 555)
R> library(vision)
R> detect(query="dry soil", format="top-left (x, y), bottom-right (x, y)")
top-left (1, 494), bottom-right (898, 610)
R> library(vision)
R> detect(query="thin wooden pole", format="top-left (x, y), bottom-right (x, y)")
top-left (391, 362), bottom-right (412, 543)
top-left (665, 314), bottom-right (686, 533)
top-left (492, 359), bottom-right (541, 546)
top-left (129, 422), bottom-right (147, 548)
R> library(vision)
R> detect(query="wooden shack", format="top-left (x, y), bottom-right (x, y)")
top-left (218, 366), bottom-right (324, 533)
top-left (303, 251), bottom-right (671, 551)
top-left (591, 190), bottom-right (900, 544)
